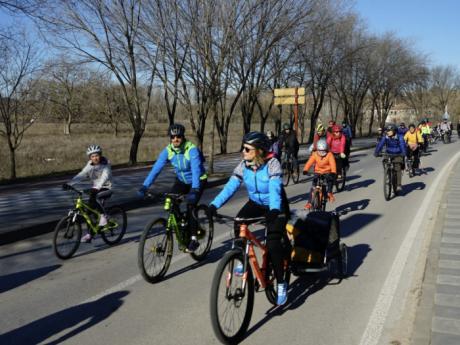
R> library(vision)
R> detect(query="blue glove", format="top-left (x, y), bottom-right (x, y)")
top-left (186, 189), bottom-right (200, 205)
top-left (137, 186), bottom-right (148, 197)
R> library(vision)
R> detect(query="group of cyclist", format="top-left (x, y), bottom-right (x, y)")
top-left (64, 114), bottom-right (448, 307)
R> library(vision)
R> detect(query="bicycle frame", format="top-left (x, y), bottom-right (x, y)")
top-left (163, 196), bottom-right (189, 249)
top-left (72, 196), bottom-right (102, 233)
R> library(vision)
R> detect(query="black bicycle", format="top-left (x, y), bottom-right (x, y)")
top-left (137, 192), bottom-right (214, 283)
top-left (310, 174), bottom-right (329, 211)
top-left (281, 150), bottom-right (300, 186)
top-left (381, 154), bottom-right (400, 200)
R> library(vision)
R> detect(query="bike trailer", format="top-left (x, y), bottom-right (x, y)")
top-left (286, 210), bottom-right (341, 273)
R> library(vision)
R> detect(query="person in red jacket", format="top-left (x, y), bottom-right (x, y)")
top-left (327, 124), bottom-right (347, 178)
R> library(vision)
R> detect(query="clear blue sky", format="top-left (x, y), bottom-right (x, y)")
top-left (354, 0), bottom-right (460, 68)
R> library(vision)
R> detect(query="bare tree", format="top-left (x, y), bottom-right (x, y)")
top-left (430, 65), bottom-right (460, 115)
top-left (36, 0), bottom-right (156, 164)
top-left (0, 30), bottom-right (43, 179)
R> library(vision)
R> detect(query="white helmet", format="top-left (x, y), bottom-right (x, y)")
top-left (316, 139), bottom-right (328, 151)
top-left (87, 144), bottom-right (102, 156)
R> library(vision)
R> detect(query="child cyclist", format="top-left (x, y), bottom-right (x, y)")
top-left (63, 145), bottom-right (113, 243)
top-left (303, 139), bottom-right (336, 209)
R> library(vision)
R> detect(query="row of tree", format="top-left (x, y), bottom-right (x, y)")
top-left (1, 0), bottom-right (459, 179)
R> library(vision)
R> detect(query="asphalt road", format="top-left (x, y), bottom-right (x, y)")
top-left (1, 139), bottom-right (458, 345)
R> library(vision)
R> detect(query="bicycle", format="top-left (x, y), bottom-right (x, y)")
top-left (333, 154), bottom-right (347, 192)
top-left (210, 212), bottom-right (347, 344)
top-left (53, 185), bottom-right (127, 259)
top-left (381, 154), bottom-right (401, 200)
top-left (310, 174), bottom-right (329, 211)
top-left (209, 214), bottom-right (290, 344)
top-left (405, 147), bottom-right (420, 178)
top-left (281, 150), bottom-right (300, 186)
top-left (137, 192), bottom-right (213, 283)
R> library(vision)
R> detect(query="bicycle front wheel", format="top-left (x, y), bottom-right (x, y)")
top-left (138, 218), bottom-right (173, 283)
top-left (335, 167), bottom-right (346, 192)
top-left (210, 250), bottom-right (254, 344)
top-left (190, 205), bottom-right (214, 261)
top-left (282, 162), bottom-right (290, 186)
top-left (291, 160), bottom-right (300, 184)
top-left (53, 215), bottom-right (82, 260)
top-left (101, 206), bottom-right (127, 245)
top-left (383, 167), bottom-right (392, 201)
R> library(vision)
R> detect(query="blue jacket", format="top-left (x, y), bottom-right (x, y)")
top-left (211, 158), bottom-right (283, 211)
top-left (342, 125), bottom-right (352, 139)
top-left (398, 127), bottom-right (408, 136)
top-left (375, 134), bottom-right (406, 156)
top-left (142, 141), bottom-right (207, 189)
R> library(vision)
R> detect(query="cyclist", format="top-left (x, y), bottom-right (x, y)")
top-left (313, 123), bottom-right (328, 150)
top-left (207, 132), bottom-right (290, 306)
top-left (303, 139), bottom-right (336, 209)
top-left (266, 130), bottom-right (280, 159)
top-left (374, 124), bottom-right (406, 192)
top-left (398, 122), bottom-right (408, 136)
top-left (64, 145), bottom-right (113, 243)
top-left (279, 122), bottom-right (299, 163)
top-left (138, 123), bottom-right (208, 252)
top-left (342, 121), bottom-right (353, 158)
top-left (327, 120), bottom-right (336, 136)
top-left (327, 124), bottom-right (347, 178)
top-left (418, 120), bottom-right (431, 153)
top-left (440, 119), bottom-right (451, 139)
top-left (404, 124), bottom-right (423, 171)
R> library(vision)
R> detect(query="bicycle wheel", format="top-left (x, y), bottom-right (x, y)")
top-left (264, 260), bottom-right (291, 306)
top-left (101, 206), bottom-right (127, 245)
top-left (383, 167), bottom-right (392, 201)
top-left (53, 215), bottom-right (82, 260)
top-left (335, 167), bottom-right (346, 192)
top-left (321, 186), bottom-right (327, 211)
top-left (291, 159), bottom-right (300, 184)
top-left (312, 190), bottom-right (321, 211)
top-left (282, 161), bottom-right (290, 186)
top-left (338, 243), bottom-right (348, 278)
top-left (190, 205), bottom-right (214, 261)
top-left (210, 250), bottom-right (254, 344)
top-left (392, 169), bottom-right (399, 196)
top-left (138, 218), bottom-right (173, 283)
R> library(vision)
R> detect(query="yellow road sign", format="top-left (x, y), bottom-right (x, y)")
top-left (274, 88), bottom-right (305, 97)
top-left (274, 96), bottom-right (305, 105)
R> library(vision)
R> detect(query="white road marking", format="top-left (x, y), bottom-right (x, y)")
top-left (83, 230), bottom-right (231, 304)
top-left (359, 151), bottom-right (460, 345)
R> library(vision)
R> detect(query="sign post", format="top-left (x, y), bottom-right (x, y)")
top-left (274, 87), bottom-right (305, 137)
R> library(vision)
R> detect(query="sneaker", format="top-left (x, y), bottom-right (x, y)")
top-left (81, 233), bottom-right (92, 243)
top-left (233, 263), bottom-right (244, 277)
top-left (186, 238), bottom-right (199, 253)
top-left (98, 214), bottom-right (108, 227)
top-left (328, 192), bottom-right (335, 202)
top-left (304, 202), bottom-right (312, 210)
top-left (396, 185), bottom-right (402, 192)
top-left (277, 281), bottom-right (288, 306)
top-left (337, 175), bottom-right (342, 179)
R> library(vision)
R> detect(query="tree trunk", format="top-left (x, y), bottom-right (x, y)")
top-left (64, 120), bottom-right (71, 135)
top-left (129, 130), bottom-right (143, 165)
top-left (368, 104), bottom-right (375, 136)
top-left (9, 145), bottom-right (17, 180)
top-left (209, 111), bottom-right (216, 174)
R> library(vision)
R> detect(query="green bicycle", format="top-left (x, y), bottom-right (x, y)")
top-left (137, 192), bottom-right (214, 283)
top-left (53, 185), bottom-right (127, 259)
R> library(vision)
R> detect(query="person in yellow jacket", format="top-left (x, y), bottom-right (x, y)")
top-left (404, 124), bottom-right (423, 171)
top-left (418, 120), bottom-right (431, 153)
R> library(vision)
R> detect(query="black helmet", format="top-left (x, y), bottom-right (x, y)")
top-left (409, 123), bottom-right (415, 129)
top-left (168, 123), bottom-right (185, 137)
top-left (243, 131), bottom-right (271, 152)
top-left (399, 122), bottom-right (406, 127)
top-left (385, 124), bottom-right (397, 132)
top-left (282, 123), bottom-right (290, 130)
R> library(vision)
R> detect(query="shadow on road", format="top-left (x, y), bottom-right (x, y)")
top-left (288, 192), bottom-right (309, 204)
top-left (345, 179), bottom-right (375, 192)
top-left (0, 291), bottom-right (129, 345)
top-left (341, 213), bottom-right (381, 237)
top-left (0, 264), bottom-right (61, 293)
top-left (399, 182), bottom-right (425, 196)
top-left (346, 243), bottom-right (372, 276)
top-left (351, 153), bottom-right (368, 159)
top-left (335, 199), bottom-right (370, 215)
top-left (418, 167), bottom-right (435, 176)
top-left (345, 175), bottom-right (362, 183)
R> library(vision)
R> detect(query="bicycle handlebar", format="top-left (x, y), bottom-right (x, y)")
top-left (215, 213), bottom-right (266, 223)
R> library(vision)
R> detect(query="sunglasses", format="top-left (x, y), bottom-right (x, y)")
top-left (170, 135), bottom-right (183, 139)
top-left (242, 146), bottom-right (256, 153)
top-left (333, 131), bottom-right (340, 133)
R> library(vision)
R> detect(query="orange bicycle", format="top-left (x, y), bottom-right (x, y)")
top-left (209, 214), bottom-right (290, 344)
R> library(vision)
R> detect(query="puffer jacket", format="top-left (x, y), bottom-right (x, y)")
top-left (327, 135), bottom-right (346, 154)
top-left (211, 158), bottom-right (283, 211)
top-left (70, 157), bottom-right (112, 190)
top-left (375, 134), bottom-right (406, 156)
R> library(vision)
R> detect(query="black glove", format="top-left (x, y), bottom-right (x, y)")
top-left (85, 188), bottom-right (98, 197)
top-left (137, 186), bottom-right (148, 197)
top-left (186, 188), bottom-right (200, 204)
top-left (303, 171), bottom-right (310, 176)
top-left (62, 183), bottom-right (71, 190)
top-left (266, 209), bottom-right (280, 223)
top-left (207, 204), bottom-right (217, 218)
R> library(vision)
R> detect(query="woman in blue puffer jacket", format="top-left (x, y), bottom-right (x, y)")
top-left (208, 131), bottom-right (290, 306)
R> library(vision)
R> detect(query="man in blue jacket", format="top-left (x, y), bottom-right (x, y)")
top-left (374, 124), bottom-right (407, 192)
top-left (138, 123), bottom-right (207, 252)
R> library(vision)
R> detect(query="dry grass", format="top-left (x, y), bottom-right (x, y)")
top-left (0, 120), bottom-right (256, 181)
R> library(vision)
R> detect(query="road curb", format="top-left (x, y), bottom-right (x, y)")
top-left (0, 144), bottom-right (375, 246)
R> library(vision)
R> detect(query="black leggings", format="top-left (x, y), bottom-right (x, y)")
top-left (234, 199), bottom-right (290, 283)
top-left (89, 188), bottom-right (112, 213)
top-left (170, 178), bottom-right (206, 236)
